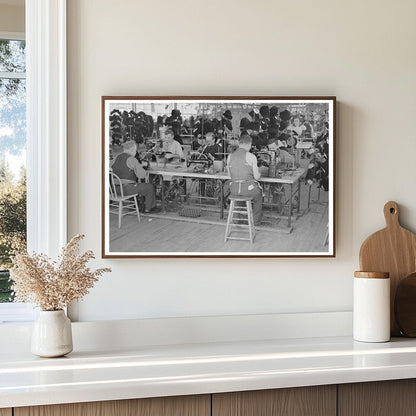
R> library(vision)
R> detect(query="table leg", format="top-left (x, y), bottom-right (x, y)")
top-left (295, 149), bottom-right (300, 165)
top-left (297, 180), bottom-right (301, 214)
top-left (219, 179), bottom-right (224, 220)
top-left (160, 174), bottom-right (166, 213)
top-left (288, 184), bottom-right (293, 228)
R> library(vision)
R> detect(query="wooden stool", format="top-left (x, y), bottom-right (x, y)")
top-left (224, 196), bottom-right (256, 244)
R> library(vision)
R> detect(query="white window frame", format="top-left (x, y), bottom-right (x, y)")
top-left (0, 0), bottom-right (67, 324)
top-left (0, 31), bottom-right (32, 322)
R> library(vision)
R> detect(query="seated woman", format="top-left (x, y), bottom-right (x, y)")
top-left (268, 131), bottom-right (293, 151)
top-left (267, 137), bottom-right (295, 167)
top-left (288, 116), bottom-right (306, 139)
top-left (302, 114), bottom-right (315, 139)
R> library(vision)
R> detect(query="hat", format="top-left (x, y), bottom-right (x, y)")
top-left (268, 126), bottom-right (278, 139)
top-left (280, 109), bottom-right (291, 121)
top-left (279, 120), bottom-right (289, 131)
top-left (212, 118), bottom-right (221, 128)
top-left (171, 109), bottom-right (181, 117)
top-left (270, 106), bottom-right (278, 117)
top-left (240, 117), bottom-right (251, 129)
top-left (222, 110), bottom-right (232, 120)
top-left (249, 121), bottom-right (260, 132)
top-left (122, 140), bottom-right (136, 151)
top-left (203, 120), bottom-right (215, 133)
top-left (260, 105), bottom-right (270, 118)
top-left (249, 109), bottom-right (260, 119)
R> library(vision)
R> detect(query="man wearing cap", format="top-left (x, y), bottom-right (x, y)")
top-left (111, 141), bottom-right (157, 213)
top-left (226, 134), bottom-right (263, 225)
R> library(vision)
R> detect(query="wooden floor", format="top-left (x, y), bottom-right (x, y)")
top-left (109, 183), bottom-right (329, 254)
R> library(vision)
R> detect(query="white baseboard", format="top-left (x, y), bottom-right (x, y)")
top-left (0, 311), bottom-right (352, 353)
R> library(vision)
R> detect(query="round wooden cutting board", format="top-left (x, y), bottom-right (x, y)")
top-left (359, 201), bottom-right (416, 336)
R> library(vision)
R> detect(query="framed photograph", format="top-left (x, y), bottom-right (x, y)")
top-left (102, 96), bottom-right (336, 258)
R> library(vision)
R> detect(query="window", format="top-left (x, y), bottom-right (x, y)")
top-left (0, 2), bottom-right (67, 324)
top-left (0, 36), bottom-right (26, 301)
top-left (0, 33), bottom-right (35, 322)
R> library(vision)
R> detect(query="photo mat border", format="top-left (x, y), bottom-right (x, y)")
top-left (101, 96), bottom-right (336, 258)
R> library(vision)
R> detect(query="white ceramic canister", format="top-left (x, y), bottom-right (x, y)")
top-left (353, 271), bottom-right (390, 342)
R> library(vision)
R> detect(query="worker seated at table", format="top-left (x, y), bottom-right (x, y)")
top-left (226, 134), bottom-right (263, 225)
top-left (191, 135), bottom-right (205, 151)
top-left (288, 116), bottom-right (307, 139)
top-left (111, 140), bottom-right (157, 213)
top-left (203, 132), bottom-right (224, 160)
top-left (162, 128), bottom-right (184, 161)
top-left (267, 141), bottom-right (295, 167)
top-left (226, 136), bottom-right (239, 153)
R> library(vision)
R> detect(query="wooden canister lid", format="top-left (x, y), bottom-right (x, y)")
top-left (354, 271), bottom-right (389, 279)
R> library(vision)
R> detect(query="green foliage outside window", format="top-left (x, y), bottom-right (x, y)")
top-left (0, 270), bottom-right (12, 302)
top-left (0, 163), bottom-right (26, 302)
top-left (0, 38), bottom-right (27, 303)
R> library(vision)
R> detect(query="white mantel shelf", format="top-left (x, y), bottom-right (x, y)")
top-left (2, 335), bottom-right (416, 409)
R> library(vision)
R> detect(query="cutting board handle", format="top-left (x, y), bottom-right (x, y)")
top-left (384, 201), bottom-right (400, 228)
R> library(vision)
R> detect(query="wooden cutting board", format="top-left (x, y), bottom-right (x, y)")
top-left (359, 201), bottom-right (416, 336)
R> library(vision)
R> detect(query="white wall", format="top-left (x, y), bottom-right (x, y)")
top-left (67, 0), bottom-right (416, 322)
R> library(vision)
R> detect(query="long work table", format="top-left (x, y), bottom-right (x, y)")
top-left (147, 163), bottom-right (306, 228)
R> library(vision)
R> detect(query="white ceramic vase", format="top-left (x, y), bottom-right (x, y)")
top-left (31, 310), bottom-right (73, 357)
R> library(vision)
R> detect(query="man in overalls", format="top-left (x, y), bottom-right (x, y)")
top-left (111, 141), bottom-right (156, 213)
top-left (226, 134), bottom-right (262, 225)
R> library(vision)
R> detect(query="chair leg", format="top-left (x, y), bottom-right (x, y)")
top-left (134, 196), bottom-right (141, 223)
top-left (251, 201), bottom-right (256, 239)
top-left (118, 201), bottom-right (123, 228)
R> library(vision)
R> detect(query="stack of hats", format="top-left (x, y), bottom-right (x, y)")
top-left (110, 109), bottom-right (123, 145)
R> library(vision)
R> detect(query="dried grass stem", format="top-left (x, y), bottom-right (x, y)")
top-left (10, 234), bottom-right (111, 310)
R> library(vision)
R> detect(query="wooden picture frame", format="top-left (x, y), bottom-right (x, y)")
top-left (102, 96), bottom-right (336, 258)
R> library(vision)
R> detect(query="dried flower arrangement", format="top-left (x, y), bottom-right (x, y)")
top-left (10, 234), bottom-right (111, 311)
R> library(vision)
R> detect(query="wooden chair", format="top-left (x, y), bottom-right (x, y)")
top-left (224, 196), bottom-right (255, 244)
top-left (109, 171), bottom-right (140, 228)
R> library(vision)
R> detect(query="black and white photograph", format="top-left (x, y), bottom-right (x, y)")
top-left (102, 97), bottom-right (335, 257)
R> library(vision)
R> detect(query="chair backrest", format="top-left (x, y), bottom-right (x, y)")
top-left (109, 171), bottom-right (124, 199)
